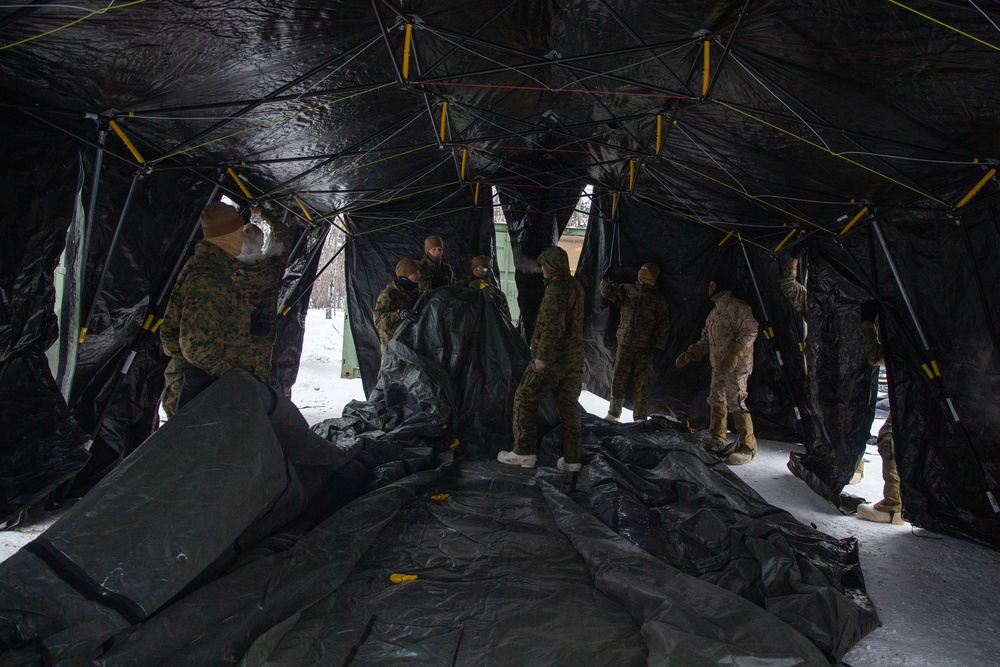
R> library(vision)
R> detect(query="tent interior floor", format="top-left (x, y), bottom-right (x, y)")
top-left (3, 427), bottom-right (995, 666)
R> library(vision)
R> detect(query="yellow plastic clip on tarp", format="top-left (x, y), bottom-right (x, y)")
top-left (78, 327), bottom-right (88, 344)
top-left (773, 228), bottom-right (798, 252)
top-left (390, 573), bottom-right (418, 584)
top-left (439, 102), bottom-right (449, 142)
top-left (767, 327), bottom-right (775, 339)
top-left (431, 493), bottom-right (450, 501)
top-left (702, 40), bottom-right (711, 96)
top-left (921, 363), bottom-right (934, 379)
top-left (227, 167), bottom-right (253, 199)
top-left (955, 168), bottom-right (997, 208)
top-left (839, 206), bottom-right (869, 236)
top-left (293, 194), bottom-right (314, 222)
top-left (402, 23), bottom-right (413, 80)
top-left (717, 229), bottom-right (734, 247)
top-left (142, 314), bottom-right (154, 330)
top-left (108, 120), bottom-right (146, 164)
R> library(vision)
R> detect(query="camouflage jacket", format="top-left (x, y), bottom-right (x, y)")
top-left (862, 322), bottom-right (884, 366)
top-left (600, 280), bottom-right (669, 350)
top-left (417, 254), bottom-right (456, 292)
top-left (230, 215), bottom-right (294, 381)
top-left (531, 269), bottom-right (584, 369)
top-left (161, 240), bottom-right (253, 383)
top-left (781, 264), bottom-right (808, 316)
top-left (463, 275), bottom-right (512, 321)
top-left (374, 278), bottom-right (419, 346)
top-left (691, 290), bottom-right (758, 374)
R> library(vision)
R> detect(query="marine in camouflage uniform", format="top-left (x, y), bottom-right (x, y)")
top-left (160, 202), bottom-right (253, 418)
top-left (676, 276), bottom-right (759, 465)
top-left (230, 208), bottom-right (293, 384)
top-left (600, 262), bottom-right (669, 421)
top-left (417, 235), bottom-right (456, 293)
top-left (462, 255), bottom-right (512, 321)
top-left (500, 246), bottom-right (585, 468)
top-left (857, 319), bottom-right (902, 523)
top-left (373, 258), bottom-right (421, 354)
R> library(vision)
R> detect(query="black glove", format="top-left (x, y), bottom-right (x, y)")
top-left (401, 308), bottom-right (420, 323)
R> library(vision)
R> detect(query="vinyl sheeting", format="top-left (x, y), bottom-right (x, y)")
top-left (1, 292), bottom-right (875, 665)
top-left (1, 1), bottom-right (999, 556)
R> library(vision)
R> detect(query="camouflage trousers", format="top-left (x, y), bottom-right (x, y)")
top-left (873, 416), bottom-right (901, 512)
top-left (512, 363), bottom-right (582, 463)
top-left (708, 369), bottom-right (749, 412)
top-left (608, 345), bottom-right (654, 420)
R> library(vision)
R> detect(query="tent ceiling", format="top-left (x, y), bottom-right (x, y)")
top-left (3, 0), bottom-right (997, 241)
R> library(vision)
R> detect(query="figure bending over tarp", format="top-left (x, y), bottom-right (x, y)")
top-left (0, 288), bottom-right (876, 665)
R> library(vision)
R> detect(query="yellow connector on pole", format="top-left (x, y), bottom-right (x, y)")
top-left (717, 229), bottom-right (734, 247)
top-left (227, 167), bottom-right (253, 199)
top-left (402, 23), bottom-right (413, 80)
top-left (629, 160), bottom-right (636, 190)
top-left (439, 102), bottom-right (449, 142)
top-left (611, 192), bottom-right (619, 217)
top-left (108, 120), bottom-right (146, 164)
top-left (431, 493), bottom-right (450, 501)
top-left (280, 304), bottom-right (292, 316)
top-left (78, 326), bottom-right (88, 344)
top-left (839, 206), bottom-right (869, 236)
top-left (774, 228), bottom-right (797, 252)
top-left (151, 318), bottom-right (164, 333)
top-left (655, 114), bottom-right (663, 155)
top-left (142, 314), bottom-right (154, 330)
top-left (931, 360), bottom-right (941, 377)
top-left (474, 182), bottom-right (480, 205)
top-left (293, 194), bottom-right (314, 222)
top-left (460, 148), bottom-right (468, 180)
top-left (922, 363), bottom-right (934, 379)
top-left (390, 573), bottom-right (418, 584)
top-left (955, 168), bottom-right (996, 208)
top-left (702, 40), bottom-right (711, 96)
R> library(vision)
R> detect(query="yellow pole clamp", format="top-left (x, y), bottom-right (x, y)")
top-left (773, 228), bottom-right (797, 252)
top-left (611, 192), bottom-right (619, 217)
top-left (702, 40), bottom-right (711, 96)
top-left (108, 120), bottom-right (146, 164)
top-left (655, 114), bottom-right (663, 155)
top-left (227, 167), bottom-right (253, 199)
top-left (280, 304), bottom-right (292, 316)
top-left (450, 438), bottom-right (460, 449)
top-left (955, 168), bottom-right (996, 208)
top-left (151, 318), bottom-right (164, 333)
top-left (389, 573), bottom-right (418, 584)
top-left (717, 229), bottom-right (734, 247)
top-left (402, 23), bottom-right (413, 80)
top-left (839, 206), bottom-right (869, 236)
top-left (439, 102), bottom-right (449, 142)
top-left (78, 326), bottom-right (88, 344)
top-left (293, 194), bottom-right (314, 222)
top-left (142, 314), bottom-right (154, 330)
top-left (460, 148), bottom-right (468, 181)
top-left (629, 160), bottom-right (636, 190)
top-left (474, 182), bottom-right (480, 205)
top-left (922, 360), bottom-right (942, 378)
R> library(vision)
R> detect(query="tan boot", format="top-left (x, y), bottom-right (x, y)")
top-left (728, 412), bottom-right (757, 465)
top-left (708, 405), bottom-right (728, 445)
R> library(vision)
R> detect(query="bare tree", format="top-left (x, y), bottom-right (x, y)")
top-left (309, 221), bottom-right (348, 317)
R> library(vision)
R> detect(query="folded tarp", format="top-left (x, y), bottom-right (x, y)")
top-left (0, 370), bottom-right (351, 663)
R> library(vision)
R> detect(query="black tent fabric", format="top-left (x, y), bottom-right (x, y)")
top-left (1, 294), bottom-right (874, 665)
top-left (1, 1), bottom-right (999, 551)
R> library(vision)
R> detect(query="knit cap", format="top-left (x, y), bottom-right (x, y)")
top-left (396, 258), bottom-right (421, 277)
top-left (201, 202), bottom-right (244, 238)
top-left (424, 235), bottom-right (444, 253)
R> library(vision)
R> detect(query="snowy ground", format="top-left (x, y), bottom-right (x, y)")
top-left (3, 309), bottom-right (996, 666)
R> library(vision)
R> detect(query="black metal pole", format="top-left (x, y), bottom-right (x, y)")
top-left (279, 224), bottom-right (334, 313)
top-left (285, 240), bottom-right (350, 313)
top-left (79, 169), bottom-right (144, 343)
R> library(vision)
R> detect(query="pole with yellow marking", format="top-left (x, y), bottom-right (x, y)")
top-left (839, 206), bottom-right (868, 236)
top-left (402, 23), bottom-right (413, 80)
top-left (438, 102), bottom-right (449, 143)
top-left (108, 119), bottom-right (146, 164)
top-left (278, 225), bottom-right (339, 317)
top-left (655, 114), bottom-right (663, 155)
top-left (955, 167), bottom-right (996, 208)
top-left (227, 167), bottom-right (254, 200)
top-left (702, 40), bottom-right (711, 96)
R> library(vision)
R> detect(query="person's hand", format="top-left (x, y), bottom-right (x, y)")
top-left (717, 343), bottom-right (745, 374)
top-left (250, 206), bottom-right (263, 217)
top-left (534, 359), bottom-right (546, 371)
top-left (400, 308), bottom-right (419, 323)
top-left (675, 353), bottom-right (689, 369)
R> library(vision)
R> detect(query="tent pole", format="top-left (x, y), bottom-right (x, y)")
top-left (702, 0), bottom-right (754, 100)
top-left (738, 236), bottom-right (806, 432)
top-left (282, 239), bottom-right (350, 315)
top-left (78, 168), bottom-right (146, 344)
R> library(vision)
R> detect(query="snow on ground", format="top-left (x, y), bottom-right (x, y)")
top-left (2, 309), bottom-right (996, 666)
